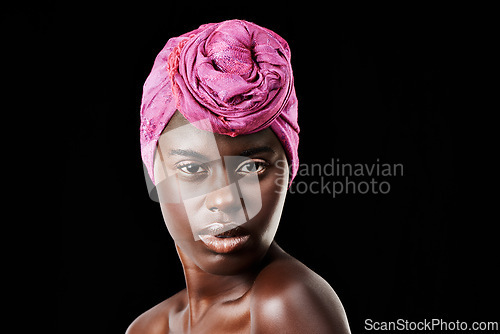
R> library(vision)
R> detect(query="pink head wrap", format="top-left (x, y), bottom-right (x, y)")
top-left (140, 19), bottom-right (299, 184)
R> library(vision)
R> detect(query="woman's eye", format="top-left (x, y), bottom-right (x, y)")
top-left (237, 160), bottom-right (268, 175)
top-left (177, 163), bottom-right (207, 175)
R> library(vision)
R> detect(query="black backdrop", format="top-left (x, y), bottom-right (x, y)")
top-left (54, 3), bottom-right (497, 333)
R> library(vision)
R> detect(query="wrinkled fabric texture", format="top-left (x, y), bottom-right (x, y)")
top-left (140, 19), bottom-right (299, 184)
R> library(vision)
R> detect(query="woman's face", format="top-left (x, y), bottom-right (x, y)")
top-left (153, 113), bottom-right (289, 275)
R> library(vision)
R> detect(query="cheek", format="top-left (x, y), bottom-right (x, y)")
top-left (159, 203), bottom-right (193, 242)
top-left (250, 171), bottom-right (288, 238)
top-left (261, 163), bottom-right (288, 210)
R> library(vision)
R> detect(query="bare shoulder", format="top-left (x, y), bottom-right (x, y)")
top-left (125, 289), bottom-right (186, 334)
top-left (251, 253), bottom-right (350, 334)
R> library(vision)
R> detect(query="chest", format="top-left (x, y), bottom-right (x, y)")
top-left (168, 298), bottom-right (251, 334)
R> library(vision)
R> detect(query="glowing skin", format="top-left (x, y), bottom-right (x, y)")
top-left (127, 112), bottom-right (351, 333)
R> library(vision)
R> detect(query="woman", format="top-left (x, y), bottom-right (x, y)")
top-left (129, 19), bottom-right (350, 333)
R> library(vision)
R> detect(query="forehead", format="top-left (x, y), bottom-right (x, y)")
top-left (158, 112), bottom-right (285, 158)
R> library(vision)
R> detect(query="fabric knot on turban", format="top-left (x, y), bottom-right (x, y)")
top-left (140, 19), bottom-right (299, 184)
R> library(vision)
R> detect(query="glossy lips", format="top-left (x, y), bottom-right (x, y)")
top-left (197, 223), bottom-right (250, 254)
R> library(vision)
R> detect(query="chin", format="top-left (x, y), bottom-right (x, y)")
top-left (183, 239), bottom-right (271, 275)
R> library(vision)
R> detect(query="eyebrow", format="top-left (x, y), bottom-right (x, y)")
top-left (239, 146), bottom-right (276, 157)
top-left (166, 146), bottom-right (275, 160)
top-left (168, 149), bottom-right (210, 161)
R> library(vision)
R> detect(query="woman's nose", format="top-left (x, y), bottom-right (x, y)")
top-left (204, 182), bottom-right (241, 213)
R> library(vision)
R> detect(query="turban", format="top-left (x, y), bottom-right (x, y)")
top-left (140, 19), bottom-right (299, 185)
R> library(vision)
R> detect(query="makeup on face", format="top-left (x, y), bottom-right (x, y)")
top-left (154, 119), bottom-right (272, 245)
top-left (153, 114), bottom-right (289, 274)
top-left (197, 223), bottom-right (251, 253)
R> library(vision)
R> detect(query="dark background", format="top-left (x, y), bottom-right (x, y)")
top-left (50, 3), bottom-right (497, 333)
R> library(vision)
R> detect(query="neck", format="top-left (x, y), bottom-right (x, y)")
top-left (176, 246), bottom-right (260, 323)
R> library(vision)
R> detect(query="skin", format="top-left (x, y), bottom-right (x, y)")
top-left (127, 112), bottom-right (351, 333)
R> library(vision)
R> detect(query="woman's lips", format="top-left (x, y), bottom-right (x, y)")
top-left (197, 223), bottom-right (250, 254)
